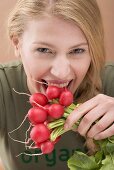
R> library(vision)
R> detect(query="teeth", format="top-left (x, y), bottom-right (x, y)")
top-left (48, 82), bottom-right (69, 88)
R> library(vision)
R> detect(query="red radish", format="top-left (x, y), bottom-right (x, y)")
top-left (46, 86), bottom-right (62, 100)
top-left (44, 104), bottom-right (51, 111)
top-left (59, 87), bottom-right (65, 94)
top-left (44, 104), bottom-right (55, 121)
top-left (28, 107), bottom-right (48, 124)
top-left (41, 140), bottom-right (54, 154)
top-left (48, 103), bottom-right (64, 119)
top-left (35, 141), bottom-right (42, 148)
top-left (29, 93), bottom-right (48, 107)
top-left (59, 90), bottom-right (73, 106)
top-left (30, 124), bottom-right (50, 143)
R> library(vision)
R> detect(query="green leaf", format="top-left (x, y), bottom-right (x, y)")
top-left (108, 136), bottom-right (114, 143)
top-left (68, 151), bottom-right (100, 170)
top-left (100, 163), bottom-right (114, 170)
top-left (106, 142), bottom-right (114, 154)
top-left (100, 155), bottom-right (114, 170)
top-left (95, 150), bottom-right (103, 164)
top-left (96, 139), bottom-right (108, 155)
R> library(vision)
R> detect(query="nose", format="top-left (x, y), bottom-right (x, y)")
top-left (50, 55), bottom-right (71, 79)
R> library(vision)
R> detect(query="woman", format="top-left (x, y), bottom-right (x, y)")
top-left (0, 0), bottom-right (114, 169)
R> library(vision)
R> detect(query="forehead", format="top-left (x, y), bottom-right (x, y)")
top-left (22, 16), bottom-right (87, 44)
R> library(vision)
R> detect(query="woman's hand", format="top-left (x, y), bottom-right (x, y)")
top-left (64, 94), bottom-right (114, 140)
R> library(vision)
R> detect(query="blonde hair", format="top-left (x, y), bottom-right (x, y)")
top-left (8, 0), bottom-right (105, 103)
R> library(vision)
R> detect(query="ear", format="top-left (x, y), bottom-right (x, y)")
top-left (11, 35), bottom-right (21, 58)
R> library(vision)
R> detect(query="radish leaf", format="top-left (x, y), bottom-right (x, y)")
top-left (68, 151), bottom-right (100, 170)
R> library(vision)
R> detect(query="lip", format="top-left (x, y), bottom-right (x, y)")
top-left (42, 79), bottom-right (72, 84)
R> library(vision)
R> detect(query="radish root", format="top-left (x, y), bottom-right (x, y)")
top-left (25, 123), bottom-right (32, 149)
top-left (16, 152), bottom-right (43, 157)
top-left (12, 88), bottom-right (31, 97)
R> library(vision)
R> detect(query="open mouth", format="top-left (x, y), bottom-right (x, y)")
top-left (41, 79), bottom-right (73, 93)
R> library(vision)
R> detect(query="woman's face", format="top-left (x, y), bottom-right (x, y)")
top-left (17, 16), bottom-right (91, 94)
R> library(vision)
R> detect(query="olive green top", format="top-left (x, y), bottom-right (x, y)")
top-left (0, 60), bottom-right (114, 170)
top-left (0, 60), bottom-right (86, 170)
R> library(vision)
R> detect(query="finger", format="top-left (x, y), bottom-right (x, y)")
top-left (64, 96), bottom-right (98, 130)
top-left (94, 123), bottom-right (114, 140)
top-left (77, 104), bottom-right (106, 136)
top-left (87, 111), bottom-right (114, 138)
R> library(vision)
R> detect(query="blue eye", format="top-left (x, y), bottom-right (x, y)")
top-left (70, 48), bottom-right (85, 54)
top-left (37, 48), bottom-right (51, 53)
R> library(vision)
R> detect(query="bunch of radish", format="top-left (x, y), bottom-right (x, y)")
top-left (27, 86), bottom-right (74, 155)
top-left (9, 85), bottom-right (79, 157)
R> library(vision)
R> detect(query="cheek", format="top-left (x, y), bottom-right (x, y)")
top-left (20, 48), bottom-right (50, 79)
top-left (22, 57), bottom-right (50, 80)
top-left (73, 59), bottom-right (91, 81)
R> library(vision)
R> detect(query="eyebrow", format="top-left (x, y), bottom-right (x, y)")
top-left (69, 42), bottom-right (88, 49)
top-left (32, 41), bottom-right (88, 49)
top-left (32, 42), bottom-right (55, 48)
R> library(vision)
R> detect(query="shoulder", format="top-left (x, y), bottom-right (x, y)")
top-left (102, 62), bottom-right (114, 83)
top-left (0, 60), bottom-right (26, 94)
top-left (102, 62), bottom-right (114, 96)
top-left (104, 62), bottom-right (114, 71)
top-left (0, 60), bottom-right (23, 81)
top-left (0, 60), bottom-right (23, 71)
top-left (102, 62), bottom-right (114, 77)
